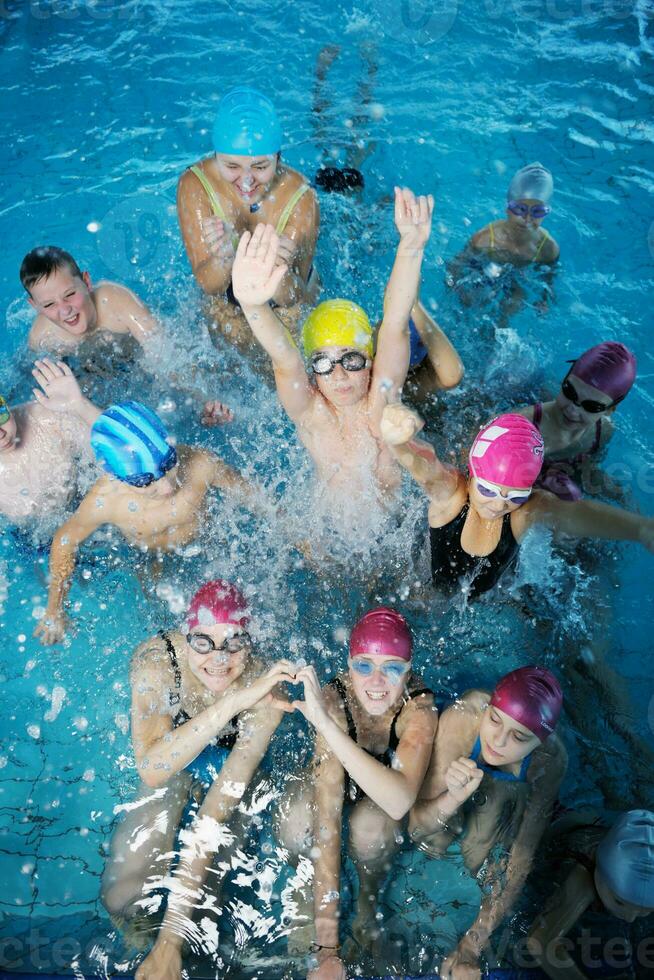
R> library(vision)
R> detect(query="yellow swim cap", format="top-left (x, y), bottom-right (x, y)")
top-left (302, 299), bottom-right (373, 359)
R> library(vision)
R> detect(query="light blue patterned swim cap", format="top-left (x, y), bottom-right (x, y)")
top-left (212, 86), bottom-right (281, 156)
top-left (91, 402), bottom-right (174, 483)
top-left (596, 810), bottom-right (654, 908)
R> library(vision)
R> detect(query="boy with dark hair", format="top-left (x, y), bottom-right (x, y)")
top-left (20, 246), bottom-right (232, 425)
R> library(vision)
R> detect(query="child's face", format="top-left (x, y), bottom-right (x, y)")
top-left (28, 267), bottom-right (95, 336)
top-left (312, 347), bottom-right (372, 407)
top-left (478, 705), bottom-right (540, 768)
top-left (555, 371), bottom-right (615, 427)
top-left (506, 198), bottom-right (548, 230)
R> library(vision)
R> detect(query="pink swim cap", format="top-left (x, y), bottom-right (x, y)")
top-left (490, 666), bottom-right (562, 742)
top-left (186, 580), bottom-right (250, 630)
top-left (570, 342), bottom-right (636, 403)
top-left (349, 607), bottom-right (413, 661)
top-left (469, 414), bottom-right (544, 490)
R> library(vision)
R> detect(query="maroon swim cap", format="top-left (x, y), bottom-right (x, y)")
top-left (570, 342), bottom-right (636, 403)
top-left (349, 607), bottom-right (413, 661)
top-left (490, 666), bottom-right (562, 741)
top-left (186, 580), bottom-right (250, 630)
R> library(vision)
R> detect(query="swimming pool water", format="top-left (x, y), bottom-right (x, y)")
top-left (1, 0), bottom-right (653, 976)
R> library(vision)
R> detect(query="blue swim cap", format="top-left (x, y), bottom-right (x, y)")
top-left (91, 402), bottom-right (175, 484)
top-left (596, 810), bottom-right (654, 908)
top-left (212, 86), bottom-right (282, 156)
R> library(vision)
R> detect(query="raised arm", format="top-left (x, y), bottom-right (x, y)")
top-left (31, 358), bottom-right (101, 427)
top-left (370, 187), bottom-right (434, 406)
top-left (232, 225), bottom-right (315, 421)
top-left (290, 667), bottom-right (437, 821)
top-left (380, 402), bottom-right (463, 502)
top-left (516, 491), bottom-right (654, 551)
top-left (409, 301), bottom-right (464, 389)
top-left (33, 486), bottom-right (107, 646)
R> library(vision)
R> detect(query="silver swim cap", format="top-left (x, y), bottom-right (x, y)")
top-left (596, 810), bottom-right (654, 908)
top-left (507, 162), bottom-right (554, 204)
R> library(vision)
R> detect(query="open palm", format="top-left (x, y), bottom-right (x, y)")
top-left (232, 224), bottom-right (288, 307)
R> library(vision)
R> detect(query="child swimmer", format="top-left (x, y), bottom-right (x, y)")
top-left (231, 187), bottom-right (434, 508)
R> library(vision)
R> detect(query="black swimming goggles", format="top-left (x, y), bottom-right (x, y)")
top-left (310, 351), bottom-right (370, 376)
top-left (561, 369), bottom-right (619, 415)
top-left (186, 631), bottom-right (252, 655)
top-left (121, 445), bottom-right (178, 488)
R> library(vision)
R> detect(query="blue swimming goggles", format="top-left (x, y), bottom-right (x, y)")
top-left (349, 657), bottom-right (411, 684)
top-left (507, 200), bottom-right (551, 220)
top-left (122, 445), bottom-right (178, 488)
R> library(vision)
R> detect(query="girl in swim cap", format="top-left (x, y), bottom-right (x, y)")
top-left (527, 809), bottom-right (654, 978)
top-left (411, 667), bottom-right (567, 980)
top-left (274, 607), bottom-right (437, 979)
top-left (106, 581), bottom-right (296, 980)
top-left (177, 86), bottom-right (320, 359)
top-left (380, 402), bottom-right (654, 599)
top-left (466, 161), bottom-right (560, 268)
top-left (513, 341), bottom-right (637, 502)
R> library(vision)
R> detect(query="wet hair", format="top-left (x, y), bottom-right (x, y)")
top-left (20, 246), bottom-right (84, 295)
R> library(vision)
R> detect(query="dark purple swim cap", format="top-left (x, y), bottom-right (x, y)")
top-left (490, 666), bottom-right (563, 741)
top-left (571, 342), bottom-right (636, 403)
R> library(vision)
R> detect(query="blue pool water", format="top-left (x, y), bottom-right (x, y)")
top-left (1, 0), bottom-right (653, 976)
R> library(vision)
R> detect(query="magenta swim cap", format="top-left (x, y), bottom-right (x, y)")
top-left (186, 580), bottom-right (250, 630)
top-left (469, 414), bottom-right (544, 490)
top-left (349, 607), bottom-right (413, 661)
top-left (570, 342), bottom-right (636, 403)
top-left (490, 666), bottom-right (563, 741)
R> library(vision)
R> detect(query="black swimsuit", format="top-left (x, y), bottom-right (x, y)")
top-left (430, 504), bottom-right (519, 599)
top-left (159, 630), bottom-right (239, 750)
top-left (328, 677), bottom-right (433, 805)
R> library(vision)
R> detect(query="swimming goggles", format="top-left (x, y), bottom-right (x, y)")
top-left (561, 373), bottom-right (617, 414)
top-left (0, 396), bottom-right (9, 427)
top-left (475, 476), bottom-right (532, 505)
top-left (121, 446), bottom-right (178, 488)
top-left (186, 631), bottom-right (251, 655)
top-left (310, 351), bottom-right (370, 376)
top-left (507, 201), bottom-right (551, 220)
top-left (349, 657), bottom-right (411, 684)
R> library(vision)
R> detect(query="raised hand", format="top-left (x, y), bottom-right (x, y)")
top-left (380, 402), bottom-right (425, 446)
top-left (232, 224), bottom-right (288, 308)
top-left (201, 400), bottom-right (234, 426)
top-left (32, 359), bottom-right (83, 413)
top-left (444, 756), bottom-right (484, 805)
top-left (394, 185), bottom-right (434, 250)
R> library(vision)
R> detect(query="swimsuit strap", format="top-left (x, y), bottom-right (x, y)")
top-left (328, 677), bottom-right (358, 743)
top-left (189, 164), bottom-right (228, 220)
top-left (488, 221), bottom-right (496, 251)
top-left (275, 183), bottom-right (309, 235)
top-left (158, 630), bottom-right (191, 726)
top-left (533, 228), bottom-right (550, 261)
top-left (532, 402), bottom-right (543, 426)
top-left (591, 417), bottom-right (603, 454)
